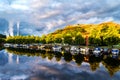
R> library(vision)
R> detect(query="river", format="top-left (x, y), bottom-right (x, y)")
top-left (0, 48), bottom-right (120, 80)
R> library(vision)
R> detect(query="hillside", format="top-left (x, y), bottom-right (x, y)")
top-left (44, 21), bottom-right (120, 45)
top-left (51, 21), bottom-right (120, 37)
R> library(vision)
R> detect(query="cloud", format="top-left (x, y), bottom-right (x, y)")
top-left (77, 17), bottom-right (114, 24)
top-left (0, 0), bottom-right (120, 35)
top-left (11, 4), bottom-right (29, 10)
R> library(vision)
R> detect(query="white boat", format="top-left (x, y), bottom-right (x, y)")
top-left (16, 44), bottom-right (23, 48)
top-left (80, 48), bottom-right (86, 54)
top-left (52, 45), bottom-right (62, 52)
top-left (70, 46), bottom-right (80, 54)
top-left (22, 44), bottom-right (29, 49)
top-left (70, 46), bottom-right (79, 51)
top-left (4, 43), bottom-right (11, 48)
top-left (13, 44), bottom-right (18, 48)
top-left (79, 47), bottom-right (89, 55)
top-left (93, 47), bottom-right (101, 56)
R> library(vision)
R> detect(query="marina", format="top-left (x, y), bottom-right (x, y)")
top-left (4, 43), bottom-right (120, 57)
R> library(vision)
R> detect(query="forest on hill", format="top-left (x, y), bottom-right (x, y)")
top-left (5, 22), bottom-right (120, 46)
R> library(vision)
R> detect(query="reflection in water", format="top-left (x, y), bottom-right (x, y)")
top-left (16, 55), bottom-right (19, 64)
top-left (89, 55), bottom-right (103, 71)
top-left (8, 53), bottom-right (13, 64)
top-left (73, 54), bottom-right (84, 66)
top-left (46, 51), bottom-right (54, 60)
top-left (6, 48), bottom-right (120, 76)
top-left (1, 48), bottom-right (120, 80)
top-left (54, 52), bottom-right (62, 62)
top-left (103, 57), bottom-right (120, 76)
top-left (63, 52), bottom-right (72, 62)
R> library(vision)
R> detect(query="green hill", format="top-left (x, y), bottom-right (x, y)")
top-left (50, 21), bottom-right (120, 37)
top-left (45, 21), bottom-right (120, 45)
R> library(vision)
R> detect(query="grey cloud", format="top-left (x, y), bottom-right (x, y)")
top-left (0, 0), bottom-right (120, 35)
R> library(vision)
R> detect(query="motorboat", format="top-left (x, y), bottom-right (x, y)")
top-left (70, 46), bottom-right (80, 54)
top-left (4, 43), bottom-right (11, 48)
top-left (80, 48), bottom-right (86, 55)
top-left (111, 49), bottom-right (119, 55)
top-left (52, 45), bottom-right (62, 52)
top-left (93, 47), bottom-right (101, 56)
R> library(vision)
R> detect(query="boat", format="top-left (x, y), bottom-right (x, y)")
top-left (70, 46), bottom-right (79, 54)
top-left (111, 49), bottom-right (119, 55)
top-left (4, 43), bottom-right (11, 48)
top-left (93, 47), bottom-right (101, 56)
top-left (52, 45), bottom-right (62, 52)
top-left (63, 46), bottom-right (70, 52)
top-left (102, 48), bottom-right (110, 55)
top-left (80, 48), bottom-right (86, 55)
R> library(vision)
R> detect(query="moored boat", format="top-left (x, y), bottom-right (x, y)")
top-left (111, 49), bottom-right (119, 55)
top-left (52, 45), bottom-right (62, 52)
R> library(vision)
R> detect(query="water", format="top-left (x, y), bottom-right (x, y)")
top-left (0, 48), bottom-right (120, 80)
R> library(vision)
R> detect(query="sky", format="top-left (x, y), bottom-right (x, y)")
top-left (0, 0), bottom-right (120, 36)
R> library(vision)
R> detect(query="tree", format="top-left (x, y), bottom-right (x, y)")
top-left (63, 35), bottom-right (72, 44)
top-left (89, 37), bottom-right (101, 46)
top-left (40, 35), bottom-right (46, 44)
top-left (54, 37), bottom-right (62, 43)
top-left (45, 34), bottom-right (54, 44)
top-left (75, 34), bottom-right (85, 45)
top-left (118, 29), bottom-right (120, 34)
top-left (104, 36), bottom-right (120, 46)
top-left (54, 34), bottom-right (63, 43)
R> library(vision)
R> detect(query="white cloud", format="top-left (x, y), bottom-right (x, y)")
top-left (11, 75), bottom-right (28, 80)
top-left (0, 0), bottom-right (120, 35)
top-left (11, 4), bottom-right (29, 10)
top-left (35, 10), bottom-right (60, 20)
top-left (30, 0), bottom-right (50, 9)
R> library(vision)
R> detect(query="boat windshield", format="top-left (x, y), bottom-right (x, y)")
top-left (112, 49), bottom-right (119, 52)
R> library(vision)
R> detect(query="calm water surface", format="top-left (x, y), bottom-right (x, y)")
top-left (0, 48), bottom-right (120, 80)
